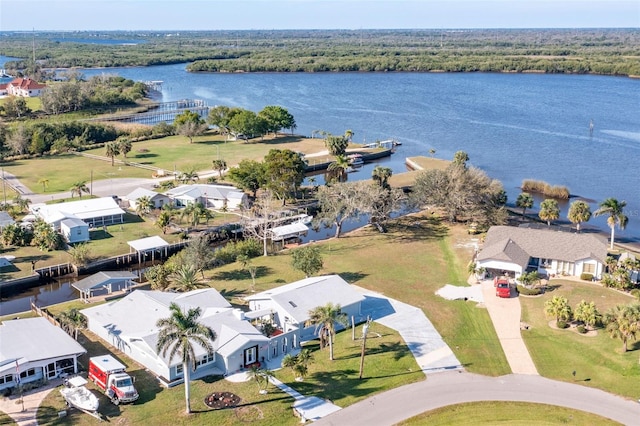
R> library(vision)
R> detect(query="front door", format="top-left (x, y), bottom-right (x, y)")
top-left (244, 346), bottom-right (257, 366)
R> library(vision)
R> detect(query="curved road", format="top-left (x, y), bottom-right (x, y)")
top-left (315, 371), bottom-right (640, 425)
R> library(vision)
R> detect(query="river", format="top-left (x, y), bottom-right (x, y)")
top-left (1, 57), bottom-right (638, 315)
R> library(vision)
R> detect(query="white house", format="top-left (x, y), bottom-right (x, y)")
top-left (0, 78), bottom-right (47, 97)
top-left (125, 188), bottom-right (171, 211)
top-left (60, 217), bottom-right (90, 243)
top-left (476, 226), bottom-right (608, 279)
top-left (245, 275), bottom-right (366, 341)
top-left (0, 317), bottom-right (86, 394)
top-left (82, 289), bottom-right (274, 386)
top-left (31, 197), bottom-right (125, 230)
top-left (165, 184), bottom-right (247, 210)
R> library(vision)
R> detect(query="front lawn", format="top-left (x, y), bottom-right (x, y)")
top-left (520, 279), bottom-right (640, 398)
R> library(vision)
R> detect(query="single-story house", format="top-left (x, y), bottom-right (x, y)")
top-left (245, 275), bottom-right (366, 341)
top-left (72, 271), bottom-right (138, 301)
top-left (1, 78), bottom-right (47, 97)
top-left (0, 317), bottom-right (86, 393)
top-left (476, 226), bottom-right (608, 279)
top-left (82, 289), bottom-right (276, 386)
top-left (165, 184), bottom-right (247, 210)
top-left (0, 211), bottom-right (15, 230)
top-left (60, 217), bottom-right (90, 243)
top-left (30, 197), bottom-right (125, 230)
top-left (125, 188), bottom-right (171, 211)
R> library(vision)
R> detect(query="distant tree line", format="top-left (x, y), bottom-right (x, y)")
top-left (2, 29), bottom-right (639, 77)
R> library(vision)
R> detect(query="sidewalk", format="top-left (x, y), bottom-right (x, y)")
top-left (0, 378), bottom-right (62, 426)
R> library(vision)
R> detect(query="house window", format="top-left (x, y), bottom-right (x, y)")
top-left (541, 258), bottom-right (552, 268)
top-left (20, 368), bottom-right (36, 379)
top-left (583, 263), bottom-right (595, 274)
top-left (196, 353), bottom-right (215, 368)
top-left (244, 346), bottom-right (257, 365)
top-left (292, 334), bottom-right (297, 349)
top-left (0, 374), bottom-right (13, 385)
top-left (176, 364), bottom-right (183, 375)
top-left (282, 338), bottom-right (288, 354)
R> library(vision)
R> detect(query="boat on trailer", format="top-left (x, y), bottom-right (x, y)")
top-left (60, 376), bottom-right (101, 419)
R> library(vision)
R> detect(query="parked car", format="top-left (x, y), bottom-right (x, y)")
top-left (496, 280), bottom-right (511, 298)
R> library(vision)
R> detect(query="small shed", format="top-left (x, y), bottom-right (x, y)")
top-left (60, 217), bottom-right (90, 243)
top-left (72, 271), bottom-right (138, 301)
top-left (128, 235), bottom-right (170, 264)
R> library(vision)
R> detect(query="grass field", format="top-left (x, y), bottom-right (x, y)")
top-left (520, 279), bottom-right (640, 398)
top-left (398, 401), bottom-right (622, 425)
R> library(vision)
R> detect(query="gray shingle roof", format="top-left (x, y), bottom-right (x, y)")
top-left (478, 226), bottom-right (608, 264)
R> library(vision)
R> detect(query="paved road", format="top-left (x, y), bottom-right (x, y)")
top-left (315, 371), bottom-right (640, 425)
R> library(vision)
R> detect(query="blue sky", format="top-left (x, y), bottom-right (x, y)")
top-left (1, 0), bottom-right (638, 31)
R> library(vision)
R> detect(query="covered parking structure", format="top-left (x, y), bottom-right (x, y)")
top-left (72, 271), bottom-right (138, 301)
top-left (128, 235), bottom-right (170, 265)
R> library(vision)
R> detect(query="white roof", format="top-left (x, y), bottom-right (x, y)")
top-left (128, 236), bottom-right (169, 252)
top-left (31, 197), bottom-right (125, 223)
top-left (82, 289), bottom-right (266, 368)
top-left (125, 187), bottom-right (161, 201)
top-left (245, 275), bottom-right (365, 324)
top-left (0, 317), bottom-right (86, 366)
top-left (165, 184), bottom-right (244, 201)
top-left (271, 222), bottom-right (309, 240)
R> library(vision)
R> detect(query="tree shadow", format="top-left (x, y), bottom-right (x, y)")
top-left (383, 215), bottom-right (450, 243)
top-left (333, 271), bottom-right (368, 283)
top-left (219, 288), bottom-right (246, 299)
top-left (338, 341), bottom-right (411, 362)
top-left (213, 266), bottom-right (272, 282)
top-left (296, 369), bottom-right (382, 401)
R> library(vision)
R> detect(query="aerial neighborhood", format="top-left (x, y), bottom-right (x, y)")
top-left (0, 25), bottom-right (639, 425)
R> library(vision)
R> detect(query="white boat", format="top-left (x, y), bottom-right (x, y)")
top-left (60, 376), bottom-right (100, 413)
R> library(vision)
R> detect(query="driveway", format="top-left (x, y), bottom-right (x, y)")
top-left (315, 371), bottom-right (640, 425)
top-left (0, 378), bottom-right (62, 426)
top-left (480, 279), bottom-right (538, 375)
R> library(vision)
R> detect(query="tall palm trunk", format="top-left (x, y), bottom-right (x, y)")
top-left (183, 361), bottom-right (191, 414)
top-left (609, 224), bottom-right (615, 251)
top-left (328, 331), bottom-right (334, 361)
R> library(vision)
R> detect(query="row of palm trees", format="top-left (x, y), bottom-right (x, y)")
top-left (516, 194), bottom-right (628, 250)
top-left (544, 296), bottom-right (640, 352)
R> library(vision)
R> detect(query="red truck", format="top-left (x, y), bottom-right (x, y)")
top-left (88, 355), bottom-right (139, 405)
top-left (494, 276), bottom-right (511, 298)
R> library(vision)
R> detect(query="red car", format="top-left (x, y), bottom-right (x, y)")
top-left (495, 278), bottom-right (511, 298)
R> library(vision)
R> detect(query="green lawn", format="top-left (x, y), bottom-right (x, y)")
top-left (520, 279), bottom-right (640, 398)
top-left (0, 213), bottom-right (182, 281)
top-left (398, 401), bottom-right (622, 425)
top-left (205, 212), bottom-right (510, 377)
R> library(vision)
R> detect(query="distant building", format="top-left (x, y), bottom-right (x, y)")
top-left (165, 184), bottom-right (247, 210)
top-left (0, 78), bottom-right (47, 97)
top-left (31, 197), bottom-right (126, 230)
top-left (125, 187), bottom-right (171, 210)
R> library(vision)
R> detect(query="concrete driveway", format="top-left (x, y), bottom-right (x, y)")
top-left (480, 279), bottom-right (538, 375)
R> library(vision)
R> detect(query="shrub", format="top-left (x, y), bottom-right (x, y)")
top-left (516, 284), bottom-right (543, 296)
top-left (521, 179), bottom-right (570, 199)
top-left (556, 320), bottom-right (569, 329)
top-left (576, 324), bottom-right (587, 334)
top-left (580, 273), bottom-right (594, 281)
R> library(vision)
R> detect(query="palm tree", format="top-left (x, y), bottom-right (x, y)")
top-left (515, 192), bottom-right (534, 217)
top-left (372, 166), bottom-right (392, 189)
top-left (344, 129), bottom-right (354, 142)
top-left (567, 200), bottom-right (592, 233)
top-left (169, 264), bottom-right (205, 292)
top-left (307, 303), bottom-right (348, 361)
top-left (573, 300), bottom-right (601, 329)
top-left (604, 304), bottom-right (639, 352)
top-left (37, 177), bottom-right (49, 193)
top-left (594, 198), bottom-right (629, 250)
top-left (429, 148), bottom-right (436, 158)
top-left (544, 295), bottom-right (572, 325)
top-left (136, 196), bottom-right (153, 217)
top-left (156, 303), bottom-right (216, 414)
top-left (181, 202), bottom-right (212, 227)
top-left (247, 365), bottom-right (273, 394)
top-left (57, 308), bottom-right (87, 340)
top-left (212, 159), bottom-right (227, 178)
top-left (105, 142), bottom-right (120, 166)
top-left (118, 138), bottom-right (132, 158)
top-left (281, 353), bottom-right (297, 374)
top-left (156, 209), bottom-right (173, 234)
top-left (327, 154), bottom-right (350, 183)
top-left (179, 169), bottom-right (200, 184)
top-left (538, 199), bottom-right (560, 227)
top-left (70, 181), bottom-right (89, 198)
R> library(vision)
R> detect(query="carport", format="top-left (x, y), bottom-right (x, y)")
top-left (128, 235), bottom-right (170, 265)
top-left (73, 271), bottom-right (138, 301)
